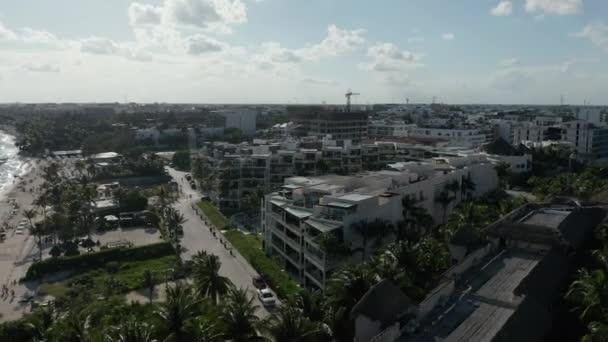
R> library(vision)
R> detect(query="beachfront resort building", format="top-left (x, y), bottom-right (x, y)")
top-left (261, 156), bottom-right (498, 289)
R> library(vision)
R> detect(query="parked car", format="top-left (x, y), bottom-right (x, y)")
top-left (18, 294), bottom-right (34, 304)
top-left (252, 276), bottom-right (267, 289)
top-left (190, 181), bottom-right (196, 190)
top-left (257, 288), bottom-right (276, 307)
top-left (15, 229), bottom-right (24, 235)
top-left (185, 174), bottom-right (192, 181)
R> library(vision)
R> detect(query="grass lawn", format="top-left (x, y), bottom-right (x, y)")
top-left (38, 255), bottom-right (179, 300)
top-left (197, 200), bottom-right (229, 229)
top-left (223, 230), bottom-right (300, 299)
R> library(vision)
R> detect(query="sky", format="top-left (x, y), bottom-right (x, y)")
top-left (0, 0), bottom-right (607, 105)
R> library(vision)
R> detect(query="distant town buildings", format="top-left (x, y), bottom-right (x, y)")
top-left (288, 106), bottom-right (368, 143)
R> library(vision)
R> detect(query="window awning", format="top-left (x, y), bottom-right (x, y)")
top-left (305, 219), bottom-right (342, 233)
top-left (285, 207), bottom-right (313, 219)
top-left (327, 202), bottom-right (356, 209)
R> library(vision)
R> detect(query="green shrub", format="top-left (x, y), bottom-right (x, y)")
top-left (197, 200), bottom-right (229, 229)
top-left (223, 231), bottom-right (299, 299)
top-left (26, 242), bottom-right (174, 280)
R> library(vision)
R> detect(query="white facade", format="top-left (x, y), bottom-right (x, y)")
top-left (368, 119), bottom-right (414, 138)
top-left (575, 107), bottom-right (608, 127)
top-left (408, 127), bottom-right (492, 147)
top-left (261, 157), bottom-right (498, 289)
top-left (561, 120), bottom-right (608, 163)
top-left (512, 124), bottom-right (547, 145)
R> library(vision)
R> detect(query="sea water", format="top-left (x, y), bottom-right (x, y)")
top-left (0, 130), bottom-right (26, 198)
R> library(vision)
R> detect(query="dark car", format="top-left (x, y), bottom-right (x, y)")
top-left (190, 181), bottom-right (196, 189)
top-left (252, 276), bottom-right (267, 289)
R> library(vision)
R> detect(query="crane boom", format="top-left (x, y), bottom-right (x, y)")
top-left (345, 89), bottom-right (360, 112)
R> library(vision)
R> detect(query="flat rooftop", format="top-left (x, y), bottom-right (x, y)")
top-left (424, 250), bottom-right (542, 342)
top-left (338, 193), bottom-right (374, 202)
top-left (519, 209), bottom-right (570, 229)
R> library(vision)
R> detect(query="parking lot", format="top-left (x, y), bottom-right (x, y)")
top-left (92, 226), bottom-right (162, 248)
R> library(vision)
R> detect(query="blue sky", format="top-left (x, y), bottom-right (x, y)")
top-left (0, 0), bottom-right (607, 104)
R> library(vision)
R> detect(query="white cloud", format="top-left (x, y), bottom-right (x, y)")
top-left (256, 42), bottom-right (303, 64)
top-left (500, 58), bottom-right (520, 66)
top-left (524, 0), bottom-right (582, 16)
top-left (162, 0), bottom-right (247, 32)
top-left (441, 33), bottom-right (455, 41)
top-left (251, 25), bottom-right (365, 72)
top-left (407, 36), bottom-right (425, 43)
top-left (0, 21), bottom-right (18, 40)
top-left (23, 63), bottom-right (61, 73)
top-left (302, 25), bottom-right (366, 60)
top-left (300, 77), bottom-right (338, 86)
top-left (80, 36), bottom-right (121, 55)
top-left (362, 42), bottom-right (424, 72)
top-left (491, 1), bottom-right (513, 16)
top-left (572, 22), bottom-right (608, 52)
top-left (129, 3), bottom-right (162, 26)
top-left (185, 34), bottom-right (224, 54)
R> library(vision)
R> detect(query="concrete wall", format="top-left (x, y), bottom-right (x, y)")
top-left (354, 315), bottom-right (383, 342)
top-left (369, 324), bottom-right (401, 342)
top-left (418, 279), bottom-right (455, 319)
top-left (443, 243), bottom-right (492, 279)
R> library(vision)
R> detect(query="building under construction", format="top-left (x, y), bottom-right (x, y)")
top-left (288, 106), bottom-right (368, 143)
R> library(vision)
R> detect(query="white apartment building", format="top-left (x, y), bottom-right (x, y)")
top-left (261, 157), bottom-right (498, 289)
top-left (575, 106), bottom-right (608, 127)
top-left (560, 120), bottom-right (608, 163)
top-left (408, 127), bottom-right (492, 148)
top-left (368, 119), bottom-right (415, 138)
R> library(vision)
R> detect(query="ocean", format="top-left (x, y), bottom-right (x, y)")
top-left (0, 130), bottom-right (26, 198)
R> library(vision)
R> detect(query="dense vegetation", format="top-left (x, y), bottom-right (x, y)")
top-left (10, 110), bottom-right (224, 156)
top-left (172, 149), bottom-right (191, 171)
top-left (224, 230), bottom-right (300, 299)
top-left (566, 224), bottom-right (608, 342)
top-left (197, 200), bottom-right (229, 229)
top-left (26, 242), bottom-right (174, 280)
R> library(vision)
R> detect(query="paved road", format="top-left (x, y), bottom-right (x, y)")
top-left (165, 167), bottom-right (276, 317)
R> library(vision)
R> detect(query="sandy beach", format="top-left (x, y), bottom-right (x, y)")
top-left (0, 158), bottom-right (45, 321)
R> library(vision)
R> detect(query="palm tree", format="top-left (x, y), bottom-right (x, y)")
top-left (400, 196), bottom-right (433, 241)
top-left (106, 317), bottom-right (157, 342)
top-left (25, 306), bottom-right (56, 342)
top-left (156, 282), bottom-right (202, 342)
top-left (325, 266), bottom-right (375, 312)
top-left (192, 253), bottom-right (233, 305)
top-left (445, 179), bottom-right (461, 202)
top-left (435, 190), bottom-right (454, 225)
top-left (414, 237), bottom-right (450, 284)
top-left (221, 287), bottom-right (262, 342)
top-left (263, 305), bottom-right (322, 342)
top-left (495, 162), bottom-right (511, 189)
top-left (352, 219), bottom-right (393, 261)
top-left (294, 289), bottom-right (324, 322)
top-left (582, 320), bottom-right (608, 342)
top-left (567, 261), bottom-right (608, 323)
top-left (460, 175), bottom-right (476, 200)
top-left (142, 270), bottom-right (156, 304)
top-left (24, 209), bottom-right (43, 261)
top-left (188, 317), bottom-right (223, 342)
top-left (444, 202), bottom-right (489, 242)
